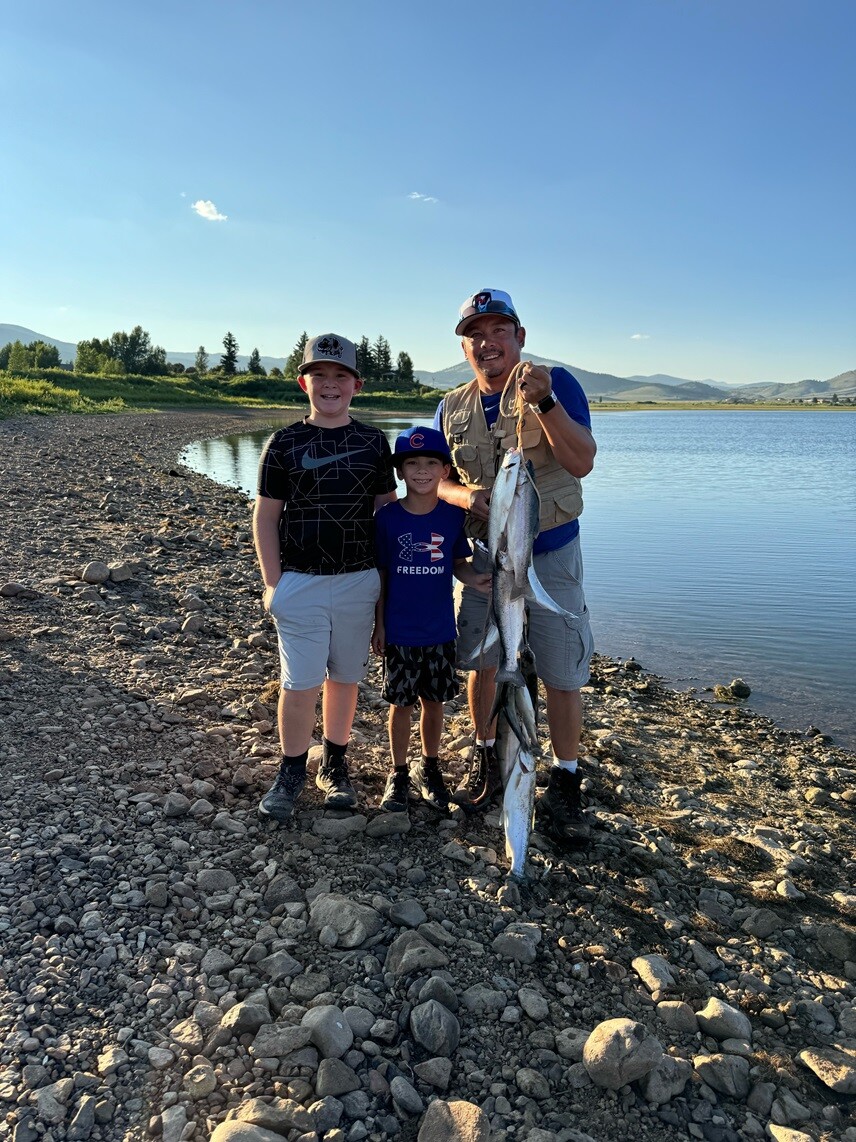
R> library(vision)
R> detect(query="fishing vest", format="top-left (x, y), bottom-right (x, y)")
top-left (442, 374), bottom-right (584, 541)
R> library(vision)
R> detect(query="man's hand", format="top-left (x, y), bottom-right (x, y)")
top-left (516, 361), bottom-right (552, 407)
top-left (468, 487), bottom-right (491, 521)
top-left (262, 585), bottom-right (276, 612)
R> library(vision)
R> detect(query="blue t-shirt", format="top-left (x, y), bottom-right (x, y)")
top-left (433, 366), bottom-right (591, 555)
top-left (375, 499), bottom-right (471, 646)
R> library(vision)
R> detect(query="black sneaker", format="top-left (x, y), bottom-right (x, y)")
top-left (412, 758), bottom-right (450, 812)
top-left (537, 767), bottom-right (591, 847)
top-left (258, 764), bottom-right (306, 822)
top-left (379, 769), bottom-right (411, 813)
top-left (451, 744), bottom-right (501, 810)
top-left (316, 758), bottom-right (358, 809)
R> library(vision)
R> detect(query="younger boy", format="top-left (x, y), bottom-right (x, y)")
top-left (254, 333), bottom-right (397, 822)
top-left (371, 427), bottom-right (491, 813)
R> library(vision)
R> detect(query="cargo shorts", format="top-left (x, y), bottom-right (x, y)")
top-left (455, 536), bottom-right (594, 691)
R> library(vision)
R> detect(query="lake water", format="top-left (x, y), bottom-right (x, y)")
top-left (182, 410), bottom-right (856, 750)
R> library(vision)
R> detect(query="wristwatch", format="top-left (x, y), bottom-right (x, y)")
top-left (528, 390), bottom-right (557, 415)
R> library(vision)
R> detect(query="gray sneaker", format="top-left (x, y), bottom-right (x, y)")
top-left (316, 758), bottom-right (358, 809)
top-left (379, 769), bottom-right (412, 813)
top-left (412, 758), bottom-right (450, 812)
top-left (258, 764), bottom-right (306, 821)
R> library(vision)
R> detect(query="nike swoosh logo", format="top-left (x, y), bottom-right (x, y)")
top-left (301, 448), bottom-right (365, 470)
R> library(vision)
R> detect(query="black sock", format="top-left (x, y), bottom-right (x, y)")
top-left (280, 751), bottom-right (308, 773)
top-left (422, 755), bottom-right (439, 767)
top-left (323, 738), bottom-right (348, 767)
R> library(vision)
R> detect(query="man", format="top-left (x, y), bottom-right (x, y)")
top-left (432, 288), bottom-right (596, 844)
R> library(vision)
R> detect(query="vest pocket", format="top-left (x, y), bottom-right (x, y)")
top-left (553, 490), bottom-right (583, 524)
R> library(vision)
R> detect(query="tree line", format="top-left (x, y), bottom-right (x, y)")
top-left (1, 328), bottom-right (418, 390)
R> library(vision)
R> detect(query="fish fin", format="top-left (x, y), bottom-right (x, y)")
top-left (496, 667), bottom-right (526, 688)
top-left (460, 621), bottom-right (499, 664)
top-left (525, 564), bottom-right (578, 618)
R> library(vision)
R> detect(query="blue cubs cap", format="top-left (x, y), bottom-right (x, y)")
top-left (455, 288), bottom-right (520, 335)
top-left (393, 426), bottom-right (452, 465)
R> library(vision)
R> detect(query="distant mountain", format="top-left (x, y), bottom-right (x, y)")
top-left (4, 323), bottom-right (852, 400)
top-left (0, 324), bottom-right (78, 365)
top-left (415, 353), bottom-right (855, 402)
top-left (415, 354), bottom-right (732, 401)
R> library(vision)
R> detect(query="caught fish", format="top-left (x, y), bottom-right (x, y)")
top-left (494, 649), bottom-right (540, 887)
top-left (470, 447), bottom-right (577, 684)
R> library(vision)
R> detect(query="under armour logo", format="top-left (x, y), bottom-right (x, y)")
top-left (398, 532), bottom-right (444, 562)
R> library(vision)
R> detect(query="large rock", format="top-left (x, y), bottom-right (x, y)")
top-left (797, 1045), bottom-right (856, 1094)
top-left (582, 1018), bottom-right (664, 1089)
top-left (417, 1099), bottom-right (490, 1142)
top-left (301, 1005), bottom-right (354, 1059)
top-left (210, 1124), bottom-right (289, 1142)
top-left (693, 1053), bottom-right (751, 1099)
top-left (696, 997), bottom-right (753, 1042)
top-left (410, 1000), bottom-right (460, 1057)
top-left (308, 893), bottom-right (383, 948)
top-left (249, 1023), bottom-right (312, 1058)
top-left (638, 1054), bottom-right (692, 1104)
top-left (386, 930), bottom-right (450, 976)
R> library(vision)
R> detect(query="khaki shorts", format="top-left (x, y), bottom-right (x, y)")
top-left (456, 537), bottom-right (594, 691)
top-left (269, 569), bottom-right (380, 690)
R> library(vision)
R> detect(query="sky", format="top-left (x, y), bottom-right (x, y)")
top-left (2, 0), bottom-right (854, 384)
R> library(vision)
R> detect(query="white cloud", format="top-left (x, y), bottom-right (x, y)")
top-left (630, 333), bottom-right (650, 340)
top-left (408, 191), bottom-right (438, 204)
top-left (192, 199), bottom-right (227, 222)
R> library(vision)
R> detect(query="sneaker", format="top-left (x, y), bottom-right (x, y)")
top-left (451, 744), bottom-right (501, 810)
top-left (379, 769), bottom-right (411, 813)
top-left (412, 758), bottom-right (450, 812)
top-left (316, 758), bottom-right (358, 809)
top-left (537, 767), bottom-right (591, 847)
top-left (258, 764), bottom-right (306, 822)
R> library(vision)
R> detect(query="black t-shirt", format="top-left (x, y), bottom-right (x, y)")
top-left (257, 417), bottom-right (396, 574)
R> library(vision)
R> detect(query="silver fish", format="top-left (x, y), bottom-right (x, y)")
top-left (495, 654), bottom-right (541, 885)
top-left (479, 447), bottom-right (578, 684)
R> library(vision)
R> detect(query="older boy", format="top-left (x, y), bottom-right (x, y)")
top-left (254, 333), bottom-right (396, 821)
top-left (372, 427), bottom-right (490, 814)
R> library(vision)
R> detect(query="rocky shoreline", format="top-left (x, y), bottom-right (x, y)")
top-left (1, 409), bottom-right (854, 1142)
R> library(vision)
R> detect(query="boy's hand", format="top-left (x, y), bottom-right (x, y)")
top-left (471, 572), bottom-right (492, 596)
top-left (371, 623), bottom-right (385, 655)
top-left (262, 585), bottom-right (276, 612)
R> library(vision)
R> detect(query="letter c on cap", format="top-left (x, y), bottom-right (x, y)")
top-left (410, 432), bottom-right (424, 449)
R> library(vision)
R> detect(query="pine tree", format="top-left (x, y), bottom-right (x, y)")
top-left (356, 336), bottom-right (374, 381)
top-left (373, 335), bottom-right (392, 383)
top-left (221, 332), bottom-right (239, 377)
top-left (195, 346), bottom-right (209, 375)
top-left (396, 351), bottom-right (415, 389)
top-left (248, 348), bottom-right (266, 376)
top-left (284, 332), bottom-right (308, 380)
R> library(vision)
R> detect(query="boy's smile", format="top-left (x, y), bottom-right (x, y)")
top-left (400, 455), bottom-right (449, 499)
top-left (299, 361), bottom-right (363, 426)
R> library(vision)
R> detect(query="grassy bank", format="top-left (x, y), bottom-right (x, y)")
top-left (0, 368), bottom-right (443, 418)
top-left (2, 368), bottom-right (851, 418)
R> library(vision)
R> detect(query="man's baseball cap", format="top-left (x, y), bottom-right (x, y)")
top-left (393, 425), bottom-right (452, 466)
top-left (298, 333), bottom-right (360, 378)
top-left (455, 288), bottom-right (520, 336)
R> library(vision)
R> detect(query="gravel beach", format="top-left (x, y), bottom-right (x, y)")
top-left (1, 410), bottom-right (854, 1142)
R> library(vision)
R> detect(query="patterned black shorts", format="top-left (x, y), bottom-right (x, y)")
top-left (382, 641), bottom-right (460, 706)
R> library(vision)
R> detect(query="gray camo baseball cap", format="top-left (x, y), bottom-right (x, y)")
top-left (298, 333), bottom-right (360, 378)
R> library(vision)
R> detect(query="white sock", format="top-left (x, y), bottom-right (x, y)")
top-left (552, 757), bottom-right (578, 774)
top-left (476, 738), bottom-right (496, 748)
